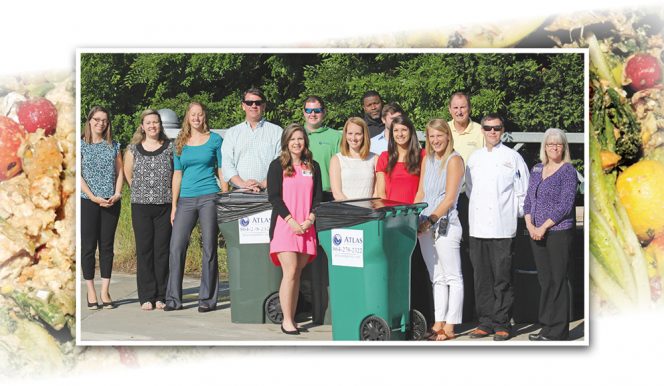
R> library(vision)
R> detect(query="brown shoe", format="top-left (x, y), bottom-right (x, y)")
top-left (493, 330), bottom-right (511, 341)
top-left (469, 328), bottom-right (491, 339)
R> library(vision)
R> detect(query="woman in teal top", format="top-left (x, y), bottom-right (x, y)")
top-left (164, 101), bottom-right (228, 312)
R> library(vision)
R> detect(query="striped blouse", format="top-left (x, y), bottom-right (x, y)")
top-left (420, 151), bottom-right (464, 219)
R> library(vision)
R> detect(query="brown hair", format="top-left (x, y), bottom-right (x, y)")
top-left (130, 109), bottom-right (168, 145)
top-left (82, 106), bottom-right (112, 145)
top-left (386, 115), bottom-right (421, 175)
top-left (175, 101), bottom-right (209, 155)
top-left (340, 117), bottom-right (371, 159)
top-left (279, 123), bottom-right (315, 178)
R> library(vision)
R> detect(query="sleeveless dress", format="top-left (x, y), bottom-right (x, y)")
top-left (337, 152), bottom-right (376, 199)
top-left (269, 164), bottom-right (318, 265)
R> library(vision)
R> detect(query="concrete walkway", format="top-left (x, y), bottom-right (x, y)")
top-left (80, 273), bottom-right (585, 344)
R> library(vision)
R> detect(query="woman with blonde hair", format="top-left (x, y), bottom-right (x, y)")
top-left (329, 117), bottom-right (377, 200)
top-left (123, 109), bottom-right (173, 310)
top-left (164, 102), bottom-right (228, 312)
top-left (80, 106), bottom-right (123, 310)
top-left (267, 123), bottom-right (323, 335)
top-left (414, 118), bottom-right (465, 341)
top-left (524, 128), bottom-right (578, 341)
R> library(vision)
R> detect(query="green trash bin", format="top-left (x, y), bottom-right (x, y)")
top-left (315, 198), bottom-right (428, 341)
top-left (216, 191), bottom-right (283, 324)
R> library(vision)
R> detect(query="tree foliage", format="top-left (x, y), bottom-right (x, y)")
top-left (80, 52), bottom-right (585, 147)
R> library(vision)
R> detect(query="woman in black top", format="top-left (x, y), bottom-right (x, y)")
top-left (123, 109), bottom-right (173, 310)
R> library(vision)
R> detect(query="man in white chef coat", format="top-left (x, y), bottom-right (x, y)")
top-left (465, 114), bottom-right (529, 341)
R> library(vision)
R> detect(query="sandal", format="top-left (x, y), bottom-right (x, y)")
top-left (428, 329), bottom-right (449, 341)
top-left (141, 302), bottom-right (153, 311)
top-left (155, 301), bottom-right (166, 310)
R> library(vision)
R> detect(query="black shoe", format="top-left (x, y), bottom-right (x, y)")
top-left (493, 330), bottom-right (511, 341)
top-left (198, 305), bottom-right (216, 313)
top-left (87, 301), bottom-right (99, 310)
top-left (163, 304), bottom-right (182, 312)
top-left (529, 333), bottom-right (565, 341)
top-left (281, 324), bottom-right (300, 335)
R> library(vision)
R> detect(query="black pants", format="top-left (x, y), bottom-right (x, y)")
top-left (132, 203), bottom-right (172, 305)
top-left (80, 198), bottom-right (121, 280)
top-left (411, 241), bottom-right (435, 328)
top-left (530, 229), bottom-right (573, 340)
top-left (456, 193), bottom-right (475, 322)
top-left (469, 237), bottom-right (514, 333)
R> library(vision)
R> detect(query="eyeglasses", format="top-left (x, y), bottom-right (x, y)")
top-left (304, 108), bottom-right (323, 114)
top-left (482, 125), bottom-right (503, 132)
top-left (242, 100), bottom-right (264, 106)
top-left (91, 117), bottom-right (108, 124)
top-left (546, 143), bottom-right (563, 148)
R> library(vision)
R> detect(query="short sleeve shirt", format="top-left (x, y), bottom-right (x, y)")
top-left (174, 132), bottom-right (223, 198)
top-left (129, 141), bottom-right (174, 204)
top-left (81, 140), bottom-right (120, 200)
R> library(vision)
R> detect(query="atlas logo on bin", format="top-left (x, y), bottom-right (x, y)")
top-left (240, 217), bottom-right (250, 227)
top-left (330, 228), bottom-right (364, 268)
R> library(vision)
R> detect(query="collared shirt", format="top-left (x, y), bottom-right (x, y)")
top-left (466, 142), bottom-right (530, 238)
top-left (449, 119), bottom-right (484, 165)
top-left (306, 125), bottom-right (341, 191)
top-left (221, 119), bottom-right (282, 183)
top-left (364, 114), bottom-right (384, 138)
top-left (370, 131), bottom-right (388, 155)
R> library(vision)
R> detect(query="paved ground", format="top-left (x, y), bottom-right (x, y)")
top-left (80, 273), bottom-right (585, 344)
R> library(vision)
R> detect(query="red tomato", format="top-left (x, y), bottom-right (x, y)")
top-left (0, 116), bottom-right (26, 181)
top-left (624, 53), bottom-right (662, 91)
top-left (16, 97), bottom-right (58, 136)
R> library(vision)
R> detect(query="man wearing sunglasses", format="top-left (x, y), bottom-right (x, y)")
top-left (370, 102), bottom-right (404, 155)
top-left (222, 87), bottom-right (282, 191)
top-left (302, 96), bottom-right (341, 202)
top-left (361, 90), bottom-right (385, 138)
top-left (465, 114), bottom-right (530, 341)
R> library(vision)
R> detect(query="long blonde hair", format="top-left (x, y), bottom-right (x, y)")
top-left (340, 117), bottom-right (371, 159)
top-left (130, 109), bottom-right (168, 145)
top-left (425, 119), bottom-right (455, 174)
top-left (175, 102), bottom-right (209, 155)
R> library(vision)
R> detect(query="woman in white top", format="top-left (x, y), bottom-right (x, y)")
top-left (414, 118), bottom-right (464, 341)
top-left (329, 117), bottom-right (377, 200)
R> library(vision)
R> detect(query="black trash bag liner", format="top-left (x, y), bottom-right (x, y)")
top-left (215, 190), bottom-right (272, 223)
top-left (314, 198), bottom-right (427, 231)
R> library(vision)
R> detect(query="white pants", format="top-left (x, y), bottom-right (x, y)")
top-left (417, 216), bottom-right (464, 324)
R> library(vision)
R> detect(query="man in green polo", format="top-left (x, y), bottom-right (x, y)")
top-left (303, 95), bottom-right (341, 202)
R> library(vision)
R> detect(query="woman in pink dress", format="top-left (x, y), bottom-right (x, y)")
top-left (267, 123), bottom-right (323, 335)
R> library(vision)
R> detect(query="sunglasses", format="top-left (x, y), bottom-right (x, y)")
top-left (482, 125), bottom-right (503, 132)
top-left (242, 100), bottom-right (264, 106)
top-left (304, 107), bottom-right (323, 114)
